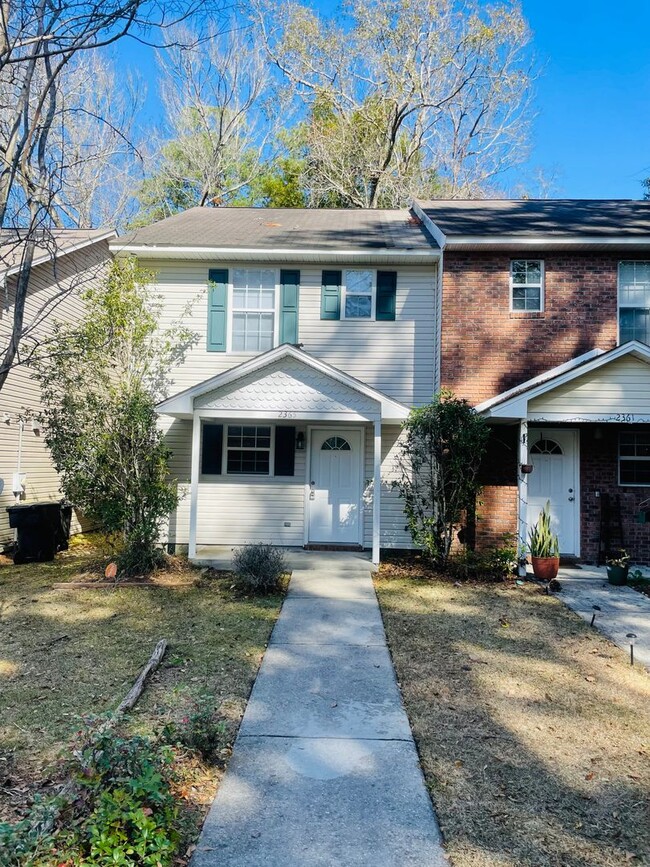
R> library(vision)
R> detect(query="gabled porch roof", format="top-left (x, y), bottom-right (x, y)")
top-left (157, 344), bottom-right (411, 423)
top-left (476, 341), bottom-right (650, 421)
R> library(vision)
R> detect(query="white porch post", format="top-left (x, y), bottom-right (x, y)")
top-left (189, 411), bottom-right (201, 560)
top-left (372, 418), bottom-right (381, 566)
top-left (517, 418), bottom-right (528, 577)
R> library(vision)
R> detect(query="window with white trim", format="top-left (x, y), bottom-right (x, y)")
top-left (511, 260), bottom-right (543, 311)
top-left (343, 269), bottom-right (374, 319)
top-left (619, 430), bottom-right (650, 485)
top-left (226, 425), bottom-right (271, 474)
top-left (618, 262), bottom-right (650, 345)
top-left (232, 268), bottom-right (276, 351)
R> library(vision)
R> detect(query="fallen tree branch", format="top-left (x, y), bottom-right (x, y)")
top-left (116, 639), bottom-right (168, 715)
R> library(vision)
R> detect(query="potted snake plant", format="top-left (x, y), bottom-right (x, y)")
top-left (528, 501), bottom-right (560, 582)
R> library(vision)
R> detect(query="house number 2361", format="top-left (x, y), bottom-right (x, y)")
top-left (278, 411), bottom-right (296, 419)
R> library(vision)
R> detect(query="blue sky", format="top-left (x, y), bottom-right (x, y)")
top-left (121, 0), bottom-right (650, 199)
top-left (522, 0), bottom-right (650, 198)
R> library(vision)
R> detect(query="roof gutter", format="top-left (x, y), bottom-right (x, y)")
top-left (443, 235), bottom-right (650, 248)
top-left (109, 243), bottom-right (441, 261)
top-left (410, 199), bottom-right (447, 250)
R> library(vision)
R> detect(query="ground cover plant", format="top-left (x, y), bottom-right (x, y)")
top-left (376, 554), bottom-right (650, 867)
top-left (0, 541), bottom-right (283, 863)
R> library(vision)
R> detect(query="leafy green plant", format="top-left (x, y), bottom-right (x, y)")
top-left (0, 719), bottom-right (183, 866)
top-left (395, 390), bottom-right (490, 567)
top-left (528, 501), bottom-right (560, 558)
top-left (162, 698), bottom-right (228, 764)
top-left (35, 258), bottom-right (197, 574)
top-left (232, 543), bottom-right (287, 595)
top-left (447, 543), bottom-right (518, 582)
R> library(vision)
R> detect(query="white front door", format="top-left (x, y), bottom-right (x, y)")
top-left (308, 429), bottom-right (363, 544)
top-left (527, 428), bottom-right (579, 556)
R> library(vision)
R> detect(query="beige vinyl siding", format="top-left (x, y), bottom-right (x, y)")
top-left (150, 260), bottom-right (437, 407)
top-left (379, 425), bottom-right (412, 548)
top-left (529, 356), bottom-right (650, 415)
top-left (161, 418), bottom-right (412, 549)
top-left (0, 241), bottom-right (111, 548)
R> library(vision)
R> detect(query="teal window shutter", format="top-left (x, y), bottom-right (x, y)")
top-left (201, 424), bottom-right (223, 474)
top-left (274, 426), bottom-right (296, 476)
top-left (207, 268), bottom-right (228, 352)
top-left (321, 270), bottom-right (341, 320)
top-left (280, 269), bottom-right (300, 344)
top-left (376, 271), bottom-right (397, 321)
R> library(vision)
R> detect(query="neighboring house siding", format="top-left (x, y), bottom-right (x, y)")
top-left (441, 252), bottom-right (619, 405)
top-left (0, 240), bottom-right (111, 548)
top-left (152, 260), bottom-right (438, 407)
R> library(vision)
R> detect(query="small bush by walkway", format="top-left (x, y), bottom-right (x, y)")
top-left (376, 560), bottom-right (650, 867)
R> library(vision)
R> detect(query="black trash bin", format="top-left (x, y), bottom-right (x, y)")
top-left (6, 501), bottom-right (73, 564)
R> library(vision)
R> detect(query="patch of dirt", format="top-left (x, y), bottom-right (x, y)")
top-left (376, 570), bottom-right (650, 867)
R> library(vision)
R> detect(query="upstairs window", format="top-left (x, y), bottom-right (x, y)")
top-left (232, 268), bottom-right (276, 351)
top-left (511, 260), bottom-right (543, 312)
top-left (619, 262), bottom-right (650, 345)
top-left (343, 270), bottom-right (374, 319)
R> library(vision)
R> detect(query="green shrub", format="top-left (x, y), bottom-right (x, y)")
top-left (0, 719), bottom-right (182, 867)
top-left (162, 698), bottom-right (228, 764)
top-left (232, 543), bottom-right (287, 594)
top-left (395, 391), bottom-right (489, 567)
top-left (447, 544), bottom-right (518, 582)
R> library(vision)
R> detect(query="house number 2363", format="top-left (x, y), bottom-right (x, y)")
top-left (278, 411), bottom-right (296, 419)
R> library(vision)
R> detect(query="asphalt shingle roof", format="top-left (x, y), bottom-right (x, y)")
top-left (417, 199), bottom-right (650, 237)
top-left (0, 228), bottom-right (113, 276)
top-left (117, 207), bottom-right (438, 251)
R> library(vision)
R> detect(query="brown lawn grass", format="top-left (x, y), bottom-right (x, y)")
top-left (0, 540), bottom-right (282, 852)
top-left (376, 561), bottom-right (650, 867)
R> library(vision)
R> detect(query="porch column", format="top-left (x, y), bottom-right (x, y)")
top-left (189, 411), bottom-right (201, 560)
top-left (372, 418), bottom-right (381, 566)
top-left (517, 418), bottom-right (528, 577)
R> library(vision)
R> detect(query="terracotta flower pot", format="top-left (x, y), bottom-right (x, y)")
top-left (531, 555), bottom-right (560, 582)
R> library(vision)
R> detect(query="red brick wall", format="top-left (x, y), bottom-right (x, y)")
top-left (580, 427), bottom-right (650, 564)
top-left (476, 486), bottom-right (518, 550)
top-left (441, 252), bottom-right (620, 405)
top-left (475, 427), bottom-right (518, 551)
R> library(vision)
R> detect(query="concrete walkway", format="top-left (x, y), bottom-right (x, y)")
top-left (558, 566), bottom-right (650, 671)
top-left (192, 554), bottom-right (447, 867)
